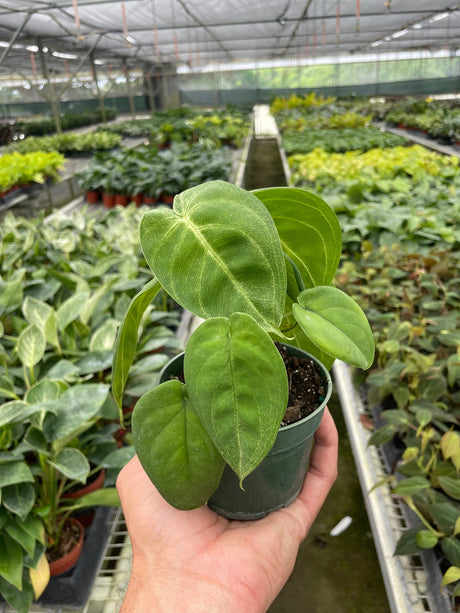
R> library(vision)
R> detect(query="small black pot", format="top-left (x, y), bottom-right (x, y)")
top-left (160, 344), bottom-right (332, 520)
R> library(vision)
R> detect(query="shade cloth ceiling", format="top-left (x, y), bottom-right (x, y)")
top-left (0, 1), bottom-right (459, 77)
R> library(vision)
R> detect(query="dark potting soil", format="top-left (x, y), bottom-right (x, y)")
top-left (171, 344), bottom-right (326, 428)
top-left (46, 520), bottom-right (81, 563)
top-left (276, 344), bottom-right (326, 426)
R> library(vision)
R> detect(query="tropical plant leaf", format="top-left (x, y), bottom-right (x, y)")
top-left (140, 180), bottom-right (286, 336)
top-left (185, 313), bottom-right (289, 483)
top-left (132, 379), bottom-right (226, 510)
top-left (17, 325), bottom-right (46, 369)
top-left (111, 277), bottom-right (162, 413)
top-left (293, 285), bottom-right (375, 369)
top-left (253, 186), bottom-right (341, 288)
top-left (47, 448), bottom-right (90, 483)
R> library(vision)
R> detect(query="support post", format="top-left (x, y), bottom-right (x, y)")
top-left (38, 39), bottom-right (62, 133)
top-left (91, 52), bottom-right (107, 123)
top-left (124, 60), bottom-right (136, 118)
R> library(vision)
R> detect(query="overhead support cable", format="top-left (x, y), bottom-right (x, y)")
top-left (174, 0), bottom-right (232, 62)
top-left (280, 0), bottom-right (314, 57)
top-left (0, 11), bottom-right (32, 68)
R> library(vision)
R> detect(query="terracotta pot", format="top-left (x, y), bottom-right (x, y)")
top-left (160, 193), bottom-right (175, 205)
top-left (115, 194), bottom-right (130, 206)
top-left (102, 193), bottom-right (115, 208)
top-left (143, 195), bottom-right (157, 205)
top-left (48, 518), bottom-right (84, 576)
top-left (85, 190), bottom-right (100, 204)
top-left (131, 193), bottom-right (144, 206)
top-left (63, 468), bottom-right (106, 500)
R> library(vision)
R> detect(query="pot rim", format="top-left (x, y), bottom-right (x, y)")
top-left (160, 343), bottom-right (333, 431)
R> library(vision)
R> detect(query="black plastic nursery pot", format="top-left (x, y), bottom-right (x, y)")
top-left (160, 344), bottom-right (332, 520)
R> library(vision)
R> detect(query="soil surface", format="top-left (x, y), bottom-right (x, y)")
top-left (46, 519), bottom-right (82, 563)
top-left (276, 344), bottom-right (326, 426)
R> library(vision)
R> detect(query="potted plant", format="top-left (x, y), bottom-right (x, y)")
top-left (111, 180), bottom-right (375, 518)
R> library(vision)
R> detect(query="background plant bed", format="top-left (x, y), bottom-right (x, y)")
top-left (38, 506), bottom-right (113, 607)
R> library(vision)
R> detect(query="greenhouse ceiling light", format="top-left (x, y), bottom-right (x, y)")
top-left (392, 29), bottom-right (409, 38)
top-left (430, 12), bottom-right (449, 22)
top-left (371, 40), bottom-right (383, 47)
top-left (26, 45), bottom-right (38, 52)
top-left (52, 51), bottom-right (78, 59)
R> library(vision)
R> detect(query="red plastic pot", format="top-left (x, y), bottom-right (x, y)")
top-left (131, 193), bottom-right (144, 206)
top-left (48, 518), bottom-right (84, 577)
top-left (102, 193), bottom-right (115, 208)
top-left (63, 468), bottom-right (106, 500)
top-left (85, 190), bottom-right (100, 204)
top-left (115, 194), bottom-right (130, 206)
top-left (143, 195), bottom-right (157, 205)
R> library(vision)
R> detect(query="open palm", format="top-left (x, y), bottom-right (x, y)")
top-left (117, 408), bottom-right (338, 613)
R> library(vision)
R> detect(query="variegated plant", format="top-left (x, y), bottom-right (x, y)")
top-left (112, 180), bottom-right (375, 509)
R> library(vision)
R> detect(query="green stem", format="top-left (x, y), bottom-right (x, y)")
top-left (405, 496), bottom-right (444, 538)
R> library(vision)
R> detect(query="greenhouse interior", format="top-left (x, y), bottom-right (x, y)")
top-left (0, 1), bottom-right (459, 612)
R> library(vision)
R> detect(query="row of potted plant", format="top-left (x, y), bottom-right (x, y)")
top-left (281, 125), bottom-right (407, 155)
top-left (274, 101), bottom-right (460, 605)
top-left (0, 151), bottom-right (65, 196)
top-left (13, 107), bottom-right (117, 139)
top-left (10, 130), bottom-right (122, 155)
top-left (0, 204), bottom-right (183, 613)
top-left (76, 141), bottom-right (233, 207)
top-left (103, 106), bottom-right (250, 149)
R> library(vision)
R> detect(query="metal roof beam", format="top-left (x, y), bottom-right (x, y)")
top-left (0, 11), bottom-right (32, 68)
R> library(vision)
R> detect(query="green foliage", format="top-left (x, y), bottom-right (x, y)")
top-left (281, 126), bottom-right (407, 155)
top-left (0, 151), bottom-right (64, 192)
top-left (11, 131), bottom-right (121, 154)
top-left (112, 180), bottom-right (374, 510)
top-left (0, 205), bottom-right (182, 612)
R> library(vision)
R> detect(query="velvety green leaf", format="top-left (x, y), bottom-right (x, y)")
top-left (253, 186), bottom-right (341, 288)
top-left (0, 533), bottom-right (23, 590)
top-left (381, 409), bottom-right (410, 426)
top-left (394, 525), bottom-right (424, 556)
top-left (293, 285), bottom-right (375, 369)
top-left (132, 380), bottom-right (226, 510)
top-left (42, 384), bottom-right (109, 443)
top-left (428, 502), bottom-right (460, 533)
top-left (2, 483), bottom-right (35, 521)
top-left (17, 325), bottom-right (46, 368)
top-left (111, 278), bottom-right (162, 412)
top-left (48, 448), bottom-right (90, 483)
top-left (416, 530), bottom-right (438, 549)
top-left (140, 180), bottom-right (286, 336)
top-left (438, 476), bottom-right (460, 500)
top-left (56, 292), bottom-right (90, 330)
top-left (367, 424), bottom-right (396, 446)
top-left (393, 476), bottom-right (431, 496)
top-left (441, 537), bottom-right (460, 566)
top-left (417, 370), bottom-right (447, 401)
top-left (0, 462), bottom-right (34, 488)
top-left (185, 313), bottom-right (289, 483)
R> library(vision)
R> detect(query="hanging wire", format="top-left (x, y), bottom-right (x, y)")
top-left (356, 0), bottom-right (360, 32)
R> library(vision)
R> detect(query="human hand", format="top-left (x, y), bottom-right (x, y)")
top-left (117, 407), bottom-right (338, 613)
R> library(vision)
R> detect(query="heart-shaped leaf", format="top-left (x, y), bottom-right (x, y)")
top-left (132, 380), bottom-right (225, 510)
top-left (253, 187), bottom-right (341, 288)
top-left (140, 180), bottom-right (286, 335)
top-left (17, 325), bottom-right (46, 369)
top-left (184, 313), bottom-right (289, 483)
top-left (293, 285), bottom-right (375, 369)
